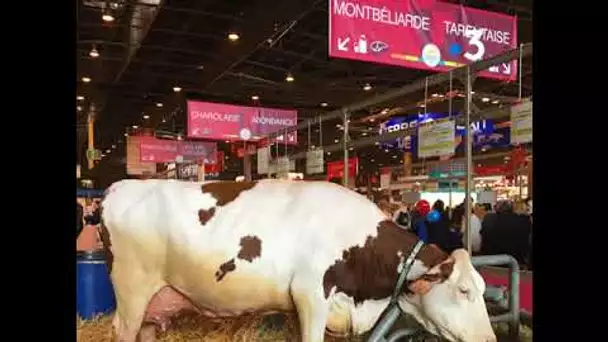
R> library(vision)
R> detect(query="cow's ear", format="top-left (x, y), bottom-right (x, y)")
top-left (407, 259), bottom-right (455, 295)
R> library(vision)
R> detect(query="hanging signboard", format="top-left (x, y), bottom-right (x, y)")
top-left (257, 146), bottom-right (270, 174)
top-left (328, 0), bottom-right (518, 80)
top-left (276, 156), bottom-right (291, 174)
top-left (418, 119), bottom-right (456, 158)
top-left (477, 190), bottom-right (498, 205)
top-left (187, 100), bottom-right (298, 144)
top-left (139, 137), bottom-right (218, 164)
top-left (306, 149), bottom-right (325, 174)
top-left (380, 173), bottom-right (391, 189)
top-left (126, 136), bottom-right (156, 176)
top-left (510, 99), bottom-right (532, 145)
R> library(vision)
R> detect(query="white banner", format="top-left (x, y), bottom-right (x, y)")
top-left (306, 149), bottom-right (325, 174)
top-left (276, 156), bottom-right (291, 174)
top-left (380, 173), bottom-right (391, 189)
top-left (510, 99), bottom-right (533, 145)
top-left (418, 119), bottom-right (456, 158)
top-left (257, 146), bottom-right (270, 174)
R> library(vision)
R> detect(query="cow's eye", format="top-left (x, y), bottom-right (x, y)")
top-left (459, 288), bottom-right (469, 295)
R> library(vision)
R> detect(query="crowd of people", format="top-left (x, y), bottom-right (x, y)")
top-left (377, 194), bottom-right (533, 270)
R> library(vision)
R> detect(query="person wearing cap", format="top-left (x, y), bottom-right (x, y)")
top-left (411, 200), bottom-right (430, 243)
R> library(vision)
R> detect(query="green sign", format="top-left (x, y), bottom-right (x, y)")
top-left (86, 148), bottom-right (101, 161)
top-left (429, 171), bottom-right (465, 179)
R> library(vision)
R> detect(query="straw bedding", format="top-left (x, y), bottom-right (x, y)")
top-left (76, 314), bottom-right (363, 342)
top-left (77, 314), bottom-right (532, 342)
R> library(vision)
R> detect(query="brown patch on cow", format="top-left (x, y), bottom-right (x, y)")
top-left (236, 236), bottom-right (262, 262)
top-left (215, 258), bottom-right (236, 282)
top-left (322, 220), bottom-right (450, 304)
top-left (198, 207), bottom-right (216, 225)
top-left (201, 181), bottom-right (257, 206)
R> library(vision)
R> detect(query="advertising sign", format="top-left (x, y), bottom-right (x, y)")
top-left (126, 136), bottom-right (156, 176)
top-left (329, 0), bottom-right (518, 80)
top-left (187, 100), bottom-right (298, 144)
top-left (379, 113), bottom-right (505, 155)
top-left (327, 157), bottom-right (359, 181)
top-left (139, 137), bottom-right (218, 164)
top-left (418, 119), bottom-right (456, 158)
top-left (257, 146), bottom-right (270, 175)
top-left (510, 99), bottom-right (532, 145)
top-left (306, 149), bottom-right (325, 174)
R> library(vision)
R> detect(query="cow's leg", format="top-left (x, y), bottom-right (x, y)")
top-left (112, 265), bottom-right (164, 342)
top-left (291, 274), bottom-right (330, 342)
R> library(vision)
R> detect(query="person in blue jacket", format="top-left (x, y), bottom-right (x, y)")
top-left (411, 200), bottom-right (431, 243)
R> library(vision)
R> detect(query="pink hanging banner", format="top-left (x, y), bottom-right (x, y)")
top-left (186, 100), bottom-right (298, 144)
top-left (328, 0), bottom-right (518, 80)
top-left (139, 137), bottom-right (218, 164)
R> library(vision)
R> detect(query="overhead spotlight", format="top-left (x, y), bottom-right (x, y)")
top-left (124, 132), bottom-right (128, 137)
top-left (143, 115), bottom-right (150, 119)
top-left (251, 95), bottom-right (259, 100)
top-left (162, 118), bottom-right (166, 123)
top-left (228, 32), bottom-right (240, 41)
top-left (431, 93), bottom-right (439, 98)
top-left (334, 139), bottom-right (339, 143)
top-left (105, 149), bottom-right (111, 153)
top-left (77, 106), bottom-right (82, 111)
top-left (470, 91), bottom-right (476, 95)
top-left (285, 74), bottom-right (295, 82)
top-left (89, 46), bottom-right (99, 58)
top-left (173, 86), bottom-right (182, 93)
top-left (381, 109), bottom-right (389, 114)
top-left (320, 102), bottom-right (328, 107)
top-left (81, 76), bottom-right (91, 83)
top-left (101, 154), bottom-right (106, 158)
top-left (418, 103), bottom-right (426, 108)
top-left (132, 125), bottom-right (139, 129)
top-left (77, 96), bottom-right (84, 101)
top-left (369, 118), bottom-right (375, 122)
top-left (176, 135), bottom-right (183, 141)
top-left (102, 12), bottom-right (115, 22)
top-left (156, 102), bottom-right (163, 107)
top-left (491, 99), bottom-right (500, 104)
top-left (363, 83), bottom-right (372, 91)
top-left (481, 97), bottom-right (490, 103)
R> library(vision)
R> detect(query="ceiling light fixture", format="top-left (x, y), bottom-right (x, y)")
top-left (285, 74), bottom-right (295, 82)
top-left (363, 83), bottom-right (372, 91)
top-left (491, 99), bottom-right (500, 104)
top-left (124, 132), bottom-right (128, 137)
top-left (105, 149), bottom-right (111, 153)
top-left (89, 46), bottom-right (99, 58)
top-left (143, 115), bottom-right (150, 119)
top-left (77, 106), bottom-right (82, 111)
top-left (156, 102), bottom-right (163, 107)
top-left (481, 97), bottom-right (490, 103)
top-left (228, 32), bottom-right (240, 41)
top-left (320, 102), bottom-right (328, 107)
top-left (251, 95), bottom-right (259, 100)
top-left (132, 125), bottom-right (139, 129)
top-left (77, 96), bottom-right (84, 101)
top-left (102, 12), bottom-right (115, 22)
top-left (173, 86), bottom-right (182, 93)
top-left (81, 76), bottom-right (91, 83)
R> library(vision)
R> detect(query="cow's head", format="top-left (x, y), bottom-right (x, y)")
top-left (398, 249), bottom-right (495, 342)
top-left (323, 221), bottom-right (495, 342)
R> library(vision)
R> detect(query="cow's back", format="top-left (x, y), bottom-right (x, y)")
top-left (102, 179), bottom-right (385, 316)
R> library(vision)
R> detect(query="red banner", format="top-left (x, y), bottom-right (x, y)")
top-left (205, 151), bottom-right (224, 175)
top-left (329, 0), bottom-right (517, 80)
top-left (187, 100), bottom-right (298, 144)
top-left (139, 137), bottom-right (218, 164)
top-left (474, 165), bottom-right (506, 176)
top-left (327, 157), bottom-right (360, 180)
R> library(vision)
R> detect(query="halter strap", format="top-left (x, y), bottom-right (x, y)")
top-left (390, 239), bottom-right (425, 304)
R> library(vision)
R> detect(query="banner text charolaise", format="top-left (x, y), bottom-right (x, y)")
top-left (190, 111), bottom-right (241, 122)
top-left (333, 0), bottom-right (430, 31)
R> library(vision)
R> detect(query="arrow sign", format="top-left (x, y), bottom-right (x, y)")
top-left (337, 37), bottom-right (350, 52)
top-left (502, 63), bottom-right (512, 75)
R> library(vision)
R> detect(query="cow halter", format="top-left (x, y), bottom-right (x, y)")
top-left (390, 239), bottom-right (425, 304)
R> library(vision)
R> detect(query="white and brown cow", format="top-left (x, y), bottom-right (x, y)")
top-left (100, 179), bottom-right (495, 342)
